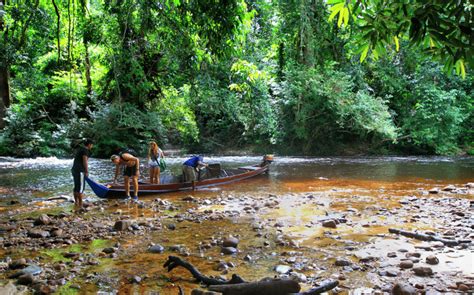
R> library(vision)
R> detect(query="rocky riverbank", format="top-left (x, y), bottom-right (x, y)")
top-left (0, 182), bottom-right (473, 294)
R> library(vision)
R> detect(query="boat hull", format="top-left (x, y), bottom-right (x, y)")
top-left (86, 164), bottom-right (269, 198)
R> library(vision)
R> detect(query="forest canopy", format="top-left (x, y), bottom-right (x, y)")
top-left (0, 0), bottom-right (472, 157)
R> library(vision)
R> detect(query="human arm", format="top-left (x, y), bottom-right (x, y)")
top-left (114, 164), bottom-right (120, 183)
top-left (82, 155), bottom-right (89, 177)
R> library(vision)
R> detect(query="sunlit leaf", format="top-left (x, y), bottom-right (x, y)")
top-left (360, 44), bottom-right (369, 62)
top-left (394, 36), bottom-right (399, 51)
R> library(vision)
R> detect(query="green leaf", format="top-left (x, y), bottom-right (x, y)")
top-left (360, 44), bottom-right (369, 62)
top-left (394, 36), bottom-right (400, 51)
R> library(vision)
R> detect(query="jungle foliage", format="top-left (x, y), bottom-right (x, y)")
top-left (0, 0), bottom-right (472, 157)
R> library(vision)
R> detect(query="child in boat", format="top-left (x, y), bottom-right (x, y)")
top-left (148, 141), bottom-right (165, 184)
top-left (110, 150), bottom-right (140, 201)
top-left (182, 155), bottom-right (208, 182)
top-left (71, 139), bottom-right (93, 211)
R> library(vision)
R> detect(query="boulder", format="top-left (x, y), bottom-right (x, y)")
top-left (113, 220), bottom-right (131, 231)
top-left (148, 244), bottom-right (165, 253)
top-left (322, 219), bottom-right (337, 228)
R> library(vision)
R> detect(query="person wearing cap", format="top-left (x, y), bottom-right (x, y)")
top-left (110, 151), bottom-right (140, 201)
top-left (182, 155), bottom-right (208, 182)
top-left (71, 139), bottom-right (93, 211)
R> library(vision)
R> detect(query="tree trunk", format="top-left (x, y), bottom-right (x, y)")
top-left (84, 41), bottom-right (92, 97)
top-left (0, 66), bottom-right (10, 129)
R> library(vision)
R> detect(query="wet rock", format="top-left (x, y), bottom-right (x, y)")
top-left (413, 266), bottom-right (433, 276)
top-left (322, 220), bottom-right (337, 228)
top-left (28, 229), bottom-right (50, 238)
top-left (399, 260), bottom-right (413, 269)
top-left (458, 284), bottom-right (470, 292)
top-left (378, 269), bottom-right (398, 277)
top-left (222, 237), bottom-right (239, 248)
top-left (182, 196), bottom-right (195, 202)
top-left (221, 247), bottom-right (237, 255)
top-left (32, 283), bottom-right (55, 294)
top-left (34, 214), bottom-right (51, 226)
top-left (63, 252), bottom-right (79, 259)
top-left (243, 255), bottom-right (252, 261)
top-left (426, 255), bottom-right (439, 265)
top-left (17, 273), bottom-right (35, 285)
top-left (335, 259), bottom-right (351, 267)
top-left (290, 272), bottom-right (307, 283)
top-left (405, 252), bottom-right (421, 258)
top-left (215, 262), bottom-right (228, 271)
top-left (274, 265), bottom-right (291, 274)
top-left (130, 276), bottom-right (142, 283)
top-left (0, 282), bottom-right (27, 294)
top-left (391, 283), bottom-right (417, 295)
top-left (9, 258), bottom-right (28, 270)
top-left (148, 244), bottom-right (165, 253)
top-left (442, 185), bottom-right (456, 191)
top-left (102, 247), bottom-right (115, 254)
top-left (387, 252), bottom-right (397, 258)
top-left (167, 223), bottom-right (176, 230)
top-left (428, 188), bottom-right (440, 194)
top-left (50, 229), bottom-right (63, 237)
top-left (113, 220), bottom-right (131, 231)
top-left (359, 256), bottom-right (377, 263)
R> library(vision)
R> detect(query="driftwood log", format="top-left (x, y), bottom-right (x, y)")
top-left (163, 256), bottom-right (339, 295)
top-left (388, 228), bottom-right (459, 246)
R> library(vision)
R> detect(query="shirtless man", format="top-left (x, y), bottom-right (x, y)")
top-left (111, 151), bottom-right (140, 201)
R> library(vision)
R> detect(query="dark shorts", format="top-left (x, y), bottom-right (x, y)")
top-left (72, 170), bottom-right (85, 193)
top-left (123, 164), bottom-right (138, 177)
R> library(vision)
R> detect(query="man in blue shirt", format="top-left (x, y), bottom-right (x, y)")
top-left (182, 155), bottom-right (208, 182)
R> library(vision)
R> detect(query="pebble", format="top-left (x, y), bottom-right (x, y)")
top-left (17, 273), bottom-right (34, 285)
top-left (222, 237), bottom-right (239, 248)
top-left (148, 244), bottom-right (165, 253)
top-left (426, 255), bottom-right (439, 265)
top-left (221, 247), bottom-right (237, 255)
top-left (392, 283), bottom-right (417, 295)
top-left (399, 260), bottom-right (414, 269)
top-left (335, 259), bottom-right (351, 267)
top-left (274, 265), bottom-right (291, 274)
top-left (413, 266), bottom-right (433, 276)
top-left (322, 220), bottom-right (337, 228)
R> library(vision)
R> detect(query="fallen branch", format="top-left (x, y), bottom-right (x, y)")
top-left (163, 256), bottom-right (245, 285)
top-left (209, 278), bottom-right (300, 295)
top-left (388, 228), bottom-right (459, 246)
top-left (163, 256), bottom-right (339, 294)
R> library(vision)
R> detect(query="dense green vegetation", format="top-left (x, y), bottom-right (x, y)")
top-left (0, 0), bottom-right (472, 157)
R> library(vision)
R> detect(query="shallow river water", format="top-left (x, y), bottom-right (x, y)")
top-left (0, 156), bottom-right (473, 294)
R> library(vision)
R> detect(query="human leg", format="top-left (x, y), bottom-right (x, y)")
top-left (124, 176), bottom-right (130, 197)
top-left (156, 167), bottom-right (161, 184)
top-left (132, 175), bottom-right (139, 199)
top-left (149, 167), bottom-right (154, 183)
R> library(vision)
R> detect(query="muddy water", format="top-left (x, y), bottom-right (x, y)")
top-left (0, 156), bottom-right (473, 294)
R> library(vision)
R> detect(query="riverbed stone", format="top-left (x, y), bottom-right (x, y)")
top-left (148, 244), bottom-right (165, 253)
top-left (399, 260), bottom-right (413, 269)
top-left (17, 273), bottom-right (34, 285)
top-left (413, 266), bottom-right (433, 276)
top-left (387, 252), bottom-right (397, 258)
top-left (391, 283), bottom-right (417, 295)
top-left (222, 237), bottom-right (239, 248)
top-left (426, 255), bottom-right (439, 265)
top-left (113, 220), bottom-right (131, 231)
top-left (322, 220), bottom-right (337, 228)
top-left (442, 185), bottom-right (456, 191)
top-left (274, 265), bottom-right (291, 274)
top-left (428, 188), bottom-right (440, 194)
top-left (34, 214), bottom-right (51, 226)
top-left (28, 230), bottom-right (50, 238)
top-left (457, 284), bottom-right (470, 292)
top-left (9, 258), bottom-right (27, 270)
top-left (335, 259), bottom-right (351, 267)
top-left (221, 247), bottom-right (237, 255)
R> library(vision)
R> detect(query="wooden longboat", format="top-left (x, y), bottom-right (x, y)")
top-left (85, 159), bottom-right (271, 199)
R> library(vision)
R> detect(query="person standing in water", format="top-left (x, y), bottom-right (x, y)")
top-left (110, 150), bottom-right (140, 201)
top-left (147, 141), bottom-right (165, 184)
top-left (71, 139), bottom-right (93, 211)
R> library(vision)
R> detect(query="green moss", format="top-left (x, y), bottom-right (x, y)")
top-left (41, 249), bottom-right (71, 263)
top-left (88, 239), bottom-right (112, 252)
top-left (55, 282), bottom-right (79, 295)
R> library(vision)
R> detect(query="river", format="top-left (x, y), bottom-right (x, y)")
top-left (0, 156), bottom-right (473, 294)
